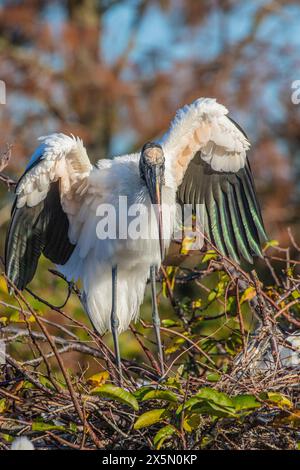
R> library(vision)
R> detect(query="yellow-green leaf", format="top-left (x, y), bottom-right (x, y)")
top-left (264, 239), bottom-right (279, 250)
top-left (262, 392), bottom-right (293, 409)
top-left (0, 399), bottom-right (7, 413)
top-left (181, 236), bottom-right (196, 255)
top-left (207, 291), bottom-right (217, 302)
top-left (206, 373), bottom-right (221, 383)
top-left (32, 421), bottom-right (65, 432)
top-left (161, 319), bottom-right (177, 327)
top-left (141, 390), bottom-right (178, 403)
top-left (292, 290), bottom-right (300, 300)
top-left (232, 394), bottom-right (261, 411)
top-left (176, 397), bottom-right (200, 415)
top-left (196, 388), bottom-right (234, 409)
top-left (88, 371), bottom-right (109, 387)
top-left (92, 384), bottom-right (139, 411)
top-left (192, 299), bottom-right (202, 309)
top-left (153, 424), bottom-right (177, 449)
top-left (183, 412), bottom-right (202, 432)
top-left (9, 312), bottom-right (36, 323)
top-left (165, 337), bottom-right (185, 354)
top-left (133, 386), bottom-right (153, 401)
top-left (0, 277), bottom-right (8, 294)
top-left (202, 250), bottom-right (217, 263)
top-left (39, 376), bottom-right (55, 390)
top-left (1, 433), bottom-right (14, 443)
top-left (240, 287), bottom-right (256, 304)
top-left (134, 409), bottom-right (167, 430)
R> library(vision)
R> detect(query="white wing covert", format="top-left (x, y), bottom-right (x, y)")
top-left (161, 98), bottom-right (267, 263)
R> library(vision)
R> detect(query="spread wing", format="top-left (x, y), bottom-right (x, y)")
top-left (177, 151), bottom-right (267, 263)
top-left (162, 98), bottom-right (267, 263)
top-left (5, 133), bottom-right (92, 289)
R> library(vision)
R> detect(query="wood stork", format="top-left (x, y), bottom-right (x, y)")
top-left (5, 98), bottom-right (267, 382)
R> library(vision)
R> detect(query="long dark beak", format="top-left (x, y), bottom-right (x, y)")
top-left (146, 165), bottom-right (164, 261)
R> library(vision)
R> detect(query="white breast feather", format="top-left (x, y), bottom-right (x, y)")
top-left (58, 153), bottom-right (176, 334)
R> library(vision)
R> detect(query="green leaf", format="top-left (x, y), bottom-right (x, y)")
top-left (133, 386), bottom-right (154, 401)
top-left (207, 291), bottom-right (217, 302)
top-left (240, 287), bottom-right (256, 304)
top-left (22, 381), bottom-right (34, 390)
top-left (69, 422), bottom-right (78, 433)
top-left (0, 398), bottom-right (7, 413)
top-left (181, 390), bottom-right (261, 419)
top-left (32, 421), bottom-right (65, 432)
top-left (141, 389), bottom-right (179, 403)
top-left (196, 388), bottom-right (234, 409)
top-left (87, 371), bottom-right (109, 386)
top-left (177, 388), bottom-right (236, 419)
top-left (225, 296), bottom-right (235, 313)
top-left (165, 376), bottom-right (182, 392)
top-left (232, 394), bottom-right (261, 411)
top-left (260, 392), bottom-right (293, 409)
top-left (134, 409), bottom-right (168, 430)
top-left (264, 239), bottom-right (279, 250)
top-left (192, 402), bottom-right (235, 418)
top-left (92, 384), bottom-right (139, 411)
top-left (176, 397), bottom-right (200, 415)
top-left (165, 337), bottom-right (185, 354)
top-left (0, 433), bottom-right (14, 443)
top-left (161, 319), bottom-right (178, 328)
top-left (291, 290), bottom-right (300, 300)
top-left (39, 376), bottom-right (56, 390)
top-left (202, 250), bottom-right (217, 263)
top-left (206, 373), bottom-right (221, 382)
top-left (183, 412), bottom-right (202, 432)
top-left (200, 436), bottom-right (213, 449)
top-left (153, 424), bottom-right (177, 449)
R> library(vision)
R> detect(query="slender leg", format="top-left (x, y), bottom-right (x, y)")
top-left (111, 265), bottom-right (123, 385)
top-left (150, 265), bottom-right (165, 376)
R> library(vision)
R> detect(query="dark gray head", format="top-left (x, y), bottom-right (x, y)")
top-left (139, 141), bottom-right (165, 202)
top-left (139, 142), bottom-right (165, 180)
top-left (139, 141), bottom-right (165, 260)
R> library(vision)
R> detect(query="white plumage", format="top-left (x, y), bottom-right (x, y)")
top-left (58, 155), bottom-right (176, 334)
top-left (10, 98), bottom-right (252, 336)
top-left (162, 98), bottom-right (250, 181)
top-left (11, 436), bottom-right (34, 451)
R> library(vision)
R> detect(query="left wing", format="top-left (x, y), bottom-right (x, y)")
top-left (5, 133), bottom-right (92, 290)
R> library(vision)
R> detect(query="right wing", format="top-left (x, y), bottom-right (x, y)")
top-left (5, 133), bottom-right (92, 290)
top-left (177, 151), bottom-right (267, 263)
top-left (161, 98), bottom-right (267, 264)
